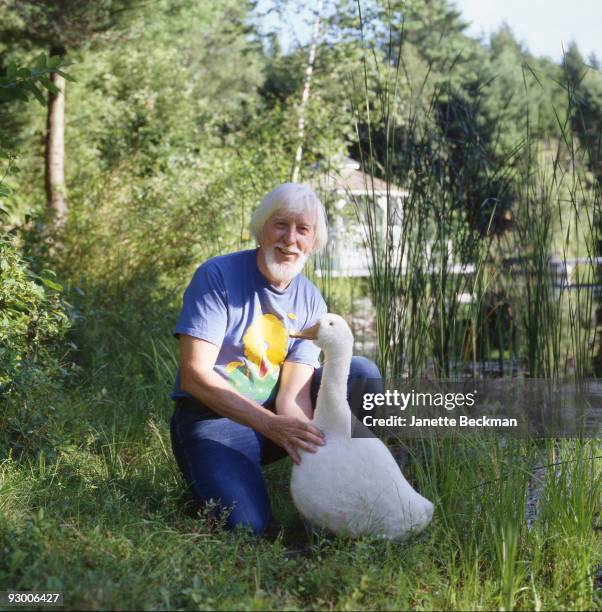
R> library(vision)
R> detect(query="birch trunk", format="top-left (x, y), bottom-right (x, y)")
top-left (292, 0), bottom-right (323, 183)
top-left (45, 69), bottom-right (67, 224)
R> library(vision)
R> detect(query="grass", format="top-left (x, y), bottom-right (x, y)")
top-left (328, 8), bottom-right (602, 382)
top-left (1, 372), bottom-right (600, 609)
top-left (2, 7), bottom-right (602, 610)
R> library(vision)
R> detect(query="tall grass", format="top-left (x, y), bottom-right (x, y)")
top-left (333, 10), bottom-right (506, 378)
top-left (340, 12), bottom-right (602, 382)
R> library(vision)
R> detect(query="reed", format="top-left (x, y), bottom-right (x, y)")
top-left (343, 8), bottom-right (602, 382)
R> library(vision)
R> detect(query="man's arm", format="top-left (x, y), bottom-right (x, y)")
top-left (276, 361), bottom-right (314, 422)
top-left (179, 335), bottom-right (324, 464)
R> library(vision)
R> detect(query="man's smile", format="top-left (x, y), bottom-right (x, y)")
top-left (275, 246), bottom-right (300, 259)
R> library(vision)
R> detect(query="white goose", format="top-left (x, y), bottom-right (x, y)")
top-left (289, 313), bottom-right (434, 540)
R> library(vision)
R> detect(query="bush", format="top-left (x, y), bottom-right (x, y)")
top-left (0, 234), bottom-right (71, 398)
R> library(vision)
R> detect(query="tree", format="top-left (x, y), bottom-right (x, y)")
top-left (0, 55), bottom-right (72, 406)
top-left (563, 43), bottom-right (602, 179)
top-left (0, 54), bottom-right (71, 226)
top-left (292, 0), bottom-right (324, 182)
top-left (0, 0), bottom-right (138, 223)
top-left (35, 0), bottom-right (271, 286)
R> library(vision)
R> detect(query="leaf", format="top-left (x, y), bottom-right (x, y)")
top-left (55, 70), bottom-right (76, 83)
top-left (48, 56), bottom-right (62, 69)
top-left (40, 277), bottom-right (63, 291)
top-left (34, 53), bottom-right (47, 69)
top-left (16, 89), bottom-right (29, 102)
top-left (6, 62), bottom-right (17, 80)
top-left (25, 269), bottom-right (41, 281)
top-left (26, 82), bottom-right (46, 105)
top-left (38, 77), bottom-right (60, 96)
top-left (0, 89), bottom-right (16, 102)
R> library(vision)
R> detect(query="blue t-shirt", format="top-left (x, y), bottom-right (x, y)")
top-left (172, 248), bottom-right (327, 403)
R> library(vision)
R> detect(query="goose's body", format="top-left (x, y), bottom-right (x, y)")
top-left (290, 314), bottom-right (434, 540)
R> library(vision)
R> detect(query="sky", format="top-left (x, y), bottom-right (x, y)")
top-left (257, 0), bottom-right (602, 64)
top-left (454, 0), bottom-right (602, 63)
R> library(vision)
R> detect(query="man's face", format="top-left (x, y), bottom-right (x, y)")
top-left (258, 207), bottom-right (316, 286)
top-left (261, 207), bottom-right (316, 261)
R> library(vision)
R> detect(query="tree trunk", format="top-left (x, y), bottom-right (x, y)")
top-left (45, 55), bottom-right (67, 224)
top-left (291, 0), bottom-right (323, 183)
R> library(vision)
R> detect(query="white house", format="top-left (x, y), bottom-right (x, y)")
top-left (306, 157), bottom-right (407, 277)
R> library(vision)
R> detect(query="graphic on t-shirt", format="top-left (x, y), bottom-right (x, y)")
top-left (226, 313), bottom-right (289, 402)
top-left (171, 250), bottom-right (325, 403)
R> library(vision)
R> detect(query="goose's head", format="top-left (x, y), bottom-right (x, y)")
top-left (290, 313), bottom-right (353, 352)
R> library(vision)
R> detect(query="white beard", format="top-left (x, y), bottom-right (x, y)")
top-left (263, 247), bottom-right (308, 286)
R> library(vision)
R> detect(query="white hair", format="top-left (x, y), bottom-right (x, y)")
top-left (249, 183), bottom-right (328, 253)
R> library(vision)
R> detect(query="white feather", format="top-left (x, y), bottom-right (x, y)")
top-left (290, 314), bottom-right (434, 540)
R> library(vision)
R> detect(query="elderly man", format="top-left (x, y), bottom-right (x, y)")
top-left (170, 183), bottom-right (380, 534)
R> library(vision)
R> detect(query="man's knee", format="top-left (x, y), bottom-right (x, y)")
top-left (348, 356), bottom-right (383, 398)
top-left (349, 356), bottom-right (381, 380)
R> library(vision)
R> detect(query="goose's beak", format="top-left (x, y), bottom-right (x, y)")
top-left (289, 322), bottom-right (320, 340)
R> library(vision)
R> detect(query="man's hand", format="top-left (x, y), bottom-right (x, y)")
top-left (272, 360), bottom-right (324, 463)
top-left (259, 412), bottom-right (325, 465)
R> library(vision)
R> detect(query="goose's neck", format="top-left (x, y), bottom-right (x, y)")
top-left (313, 344), bottom-right (353, 434)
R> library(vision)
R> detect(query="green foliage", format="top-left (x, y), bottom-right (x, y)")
top-left (0, 235), bottom-right (70, 394)
top-left (0, 51), bottom-right (72, 410)
top-left (0, 53), bottom-right (72, 211)
top-left (7, 0), bottom-right (289, 387)
top-left (0, 0), bottom-right (139, 54)
top-left (0, 53), bottom-right (72, 105)
top-left (563, 43), bottom-right (602, 181)
top-left (9, 0), bottom-right (271, 260)
top-left (0, 51), bottom-right (73, 406)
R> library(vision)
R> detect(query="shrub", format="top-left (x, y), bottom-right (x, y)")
top-left (0, 234), bottom-right (70, 398)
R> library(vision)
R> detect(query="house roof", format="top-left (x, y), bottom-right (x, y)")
top-left (305, 157), bottom-right (406, 197)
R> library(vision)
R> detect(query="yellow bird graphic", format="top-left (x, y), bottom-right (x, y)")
top-left (242, 313), bottom-right (288, 378)
top-left (225, 313), bottom-right (291, 401)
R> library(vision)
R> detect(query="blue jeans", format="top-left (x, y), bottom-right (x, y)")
top-left (170, 356), bottom-right (381, 535)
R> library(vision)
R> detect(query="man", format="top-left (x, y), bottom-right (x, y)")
top-left (170, 183), bottom-right (380, 534)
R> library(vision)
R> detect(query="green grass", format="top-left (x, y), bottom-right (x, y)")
top-left (1, 382), bottom-right (600, 610)
top-left (2, 12), bottom-right (601, 610)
